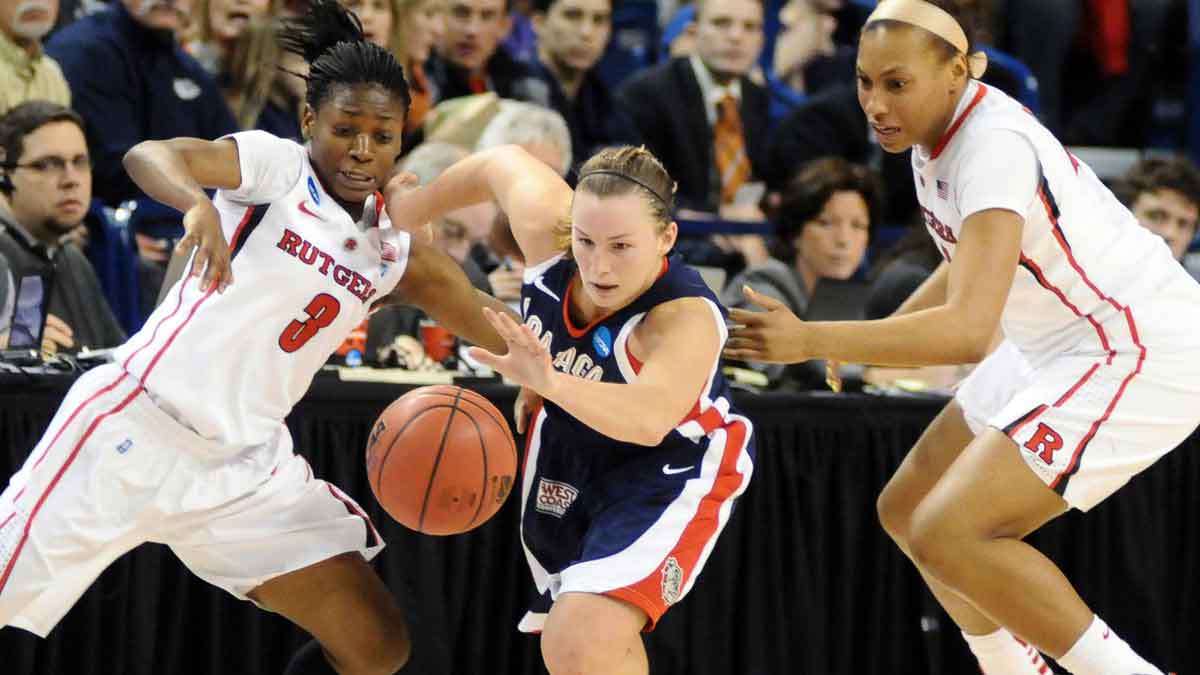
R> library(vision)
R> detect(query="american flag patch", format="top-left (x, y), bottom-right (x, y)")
top-left (381, 242), bottom-right (398, 262)
top-left (936, 179), bottom-right (949, 200)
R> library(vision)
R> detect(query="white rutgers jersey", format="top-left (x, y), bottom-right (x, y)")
top-left (914, 80), bottom-right (1200, 364)
top-left (113, 131), bottom-right (411, 449)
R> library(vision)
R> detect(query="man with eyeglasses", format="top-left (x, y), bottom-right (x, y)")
top-left (0, 100), bottom-right (124, 355)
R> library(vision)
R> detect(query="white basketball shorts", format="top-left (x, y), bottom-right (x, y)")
top-left (956, 334), bottom-right (1200, 512)
top-left (0, 364), bottom-right (383, 637)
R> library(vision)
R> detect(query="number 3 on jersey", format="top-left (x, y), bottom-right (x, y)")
top-left (279, 293), bottom-right (341, 353)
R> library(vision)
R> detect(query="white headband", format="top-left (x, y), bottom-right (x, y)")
top-left (866, 0), bottom-right (988, 78)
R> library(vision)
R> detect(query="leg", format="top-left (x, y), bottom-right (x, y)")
top-left (876, 401), bottom-right (1005, 635)
top-left (249, 552), bottom-right (410, 675)
top-left (906, 428), bottom-right (1090, 657)
top-left (541, 592), bottom-right (649, 675)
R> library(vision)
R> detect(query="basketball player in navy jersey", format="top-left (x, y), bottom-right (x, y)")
top-left (388, 144), bottom-right (755, 675)
top-left (0, 3), bottom-right (515, 674)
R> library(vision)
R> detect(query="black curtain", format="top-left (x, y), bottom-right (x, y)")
top-left (2, 376), bottom-right (1197, 675)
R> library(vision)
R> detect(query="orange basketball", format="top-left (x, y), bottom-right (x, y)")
top-left (365, 385), bottom-right (518, 535)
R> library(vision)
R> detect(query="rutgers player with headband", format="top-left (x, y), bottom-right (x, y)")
top-left (727, 1), bottom-right (1200, 674)
top-left (0, 2), bottom-right (515, 674)
top-left (390, 144), bottom-right (754, 674)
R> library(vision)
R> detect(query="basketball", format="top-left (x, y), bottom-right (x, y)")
top-left (365, 385), bottom-right (518, 535)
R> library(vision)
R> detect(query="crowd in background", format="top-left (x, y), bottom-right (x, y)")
top-left (2, 0), bottom-right (1199, 393)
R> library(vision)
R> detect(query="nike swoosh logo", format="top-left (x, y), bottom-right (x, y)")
top-left (533, 275), bottom-right (560, 301)
top-left (662, 464), bottom-right (694, 475)
top-left (298, 200), bottom-right (320, 219)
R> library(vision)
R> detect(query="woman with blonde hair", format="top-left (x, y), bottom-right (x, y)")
top-left (223, 17), bottom-right (309, 138)
top-left (187, 0), bottom-right (274, 76)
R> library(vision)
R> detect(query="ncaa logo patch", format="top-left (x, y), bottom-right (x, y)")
top-left (660, 557), bottom-right (683, 605)
top-left (592, 326), bottom-right (612, 359)
top-left (307, 176), bottom-right (321, 205)
top-left (535, 478), bottom-right (578, 517)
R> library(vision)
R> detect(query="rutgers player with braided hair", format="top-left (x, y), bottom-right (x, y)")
top-left (728, 1), bottom-right (1200, 674)
top-left (0, 2), bottom-right (515, 673)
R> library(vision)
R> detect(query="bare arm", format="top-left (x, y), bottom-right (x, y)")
top-left (389, 238), bottom-right (511, 355)
top-left (123, 137), bottom-right (242, 214)
top-left (122, 138), bottom-right (243, 291)
top-left (728, 208), bottom-right (1022, 366)
top-left (470, 298), bottom-right (723, 446)
top-left (384, 145), bottom-right (572, 266)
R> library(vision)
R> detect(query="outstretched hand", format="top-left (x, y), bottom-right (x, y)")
top-left (724, 285), bottom-right (813, 364)
top-left (468, 307), bottom-right (556, 393)
top-left (179, 200), bottom-right (232, 293)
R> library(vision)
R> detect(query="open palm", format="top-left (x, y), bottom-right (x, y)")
top-left (468, 308), bottom-right (555, 393)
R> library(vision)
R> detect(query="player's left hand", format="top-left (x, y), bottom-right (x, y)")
top-left (179, 199), bottom-right (233, 293)
top-left (468, 307), bottom-right (554, 393)
top-left (725, 285), bottom-right (812, 364)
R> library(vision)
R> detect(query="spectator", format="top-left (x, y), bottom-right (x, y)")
top-left (47, 0), bottom-right (239, 311)
top-left (525, 0), bottom-right (633, 159)
top-left (46, 0), bottom-right (239, 207)
top-left (766, 0), bottom-right (837, 126)
top-left (724, 156), bottom-right (878, 315)
top-left (476, 99), bottom-right (571, 174)
top-left (0, 101), bottom-right (125, 354)
top-left (1119, 156), bottom-right (1200, 280)
top-left (0, 0), bottom-right (71, 116)
top-left (224, 17), bottom-right (308, 138)
top-left (340, 0), bottom-right (395, 49)
top-left (427, 0), bottom-right (540, 102)
top-left (617, 0), bottom-right (768, 213)
top-left (384, 0), bottom-right (444, 140)
top-left (187, 0), bottom-right (272, 77)
top-left (724, 157), bottom-right (879, 390)
top-left (399, 141), bottom-right (494, 288)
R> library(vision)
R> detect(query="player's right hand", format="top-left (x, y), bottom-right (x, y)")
top-left (179, 199), bottom-right (233, 293)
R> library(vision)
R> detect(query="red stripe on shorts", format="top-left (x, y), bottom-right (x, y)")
top-left (1035, 192), bottom-right (1147, 492)
top-left (606, 418), bottom-right (750, 628)
top-left (0, 376), bottom-right (141, 595)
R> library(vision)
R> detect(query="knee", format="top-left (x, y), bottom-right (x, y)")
top-left (907, 502), bottom-right (962, 577)
top-left (541, 623), bottom-right (628, 675)
top-left (876, 481), bottom-right (914, 547)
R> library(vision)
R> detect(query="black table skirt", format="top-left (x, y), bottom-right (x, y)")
top-left (1, 373), bottom-right (1197, 675)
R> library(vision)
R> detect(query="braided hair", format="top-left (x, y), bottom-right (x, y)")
top-left (279, 0), bottom-right (411, 114)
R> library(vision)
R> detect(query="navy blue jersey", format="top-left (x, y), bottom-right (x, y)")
top-left (515, 252), bottom-right (755, 630)
top-left (520, 252), bottom-right (746, 458)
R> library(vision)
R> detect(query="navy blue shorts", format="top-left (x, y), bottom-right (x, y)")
top-left (516, 405), bottom-right (754, 632)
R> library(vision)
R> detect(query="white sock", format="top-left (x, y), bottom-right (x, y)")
top-left (1056, 615), bottom-right (1163, 675)
top-left (964, 627), bottom-right (1050, 674)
